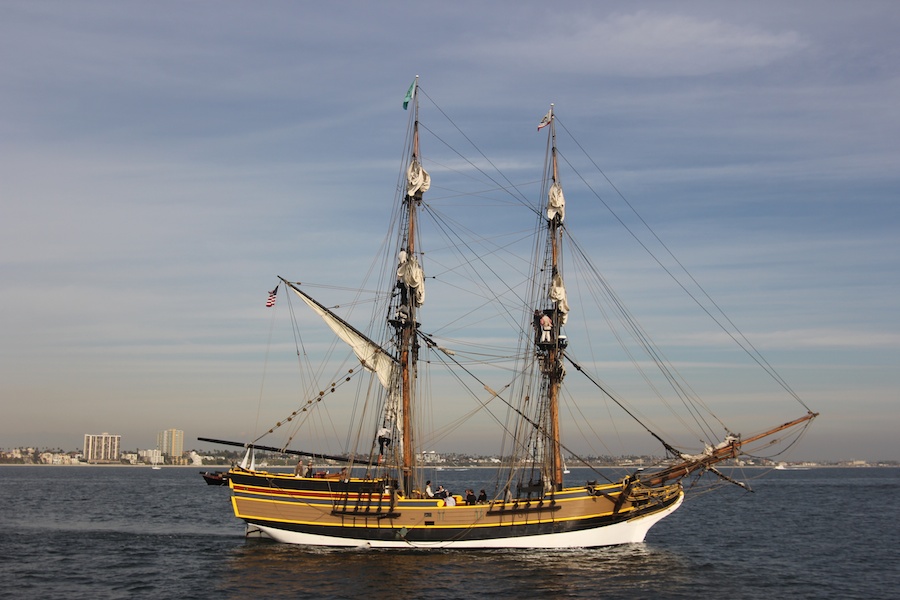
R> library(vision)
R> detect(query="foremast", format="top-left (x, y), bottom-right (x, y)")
top-left (280, 80), bottom-right (429, 495)
top-left (393, 77), bottom-right (429, 491)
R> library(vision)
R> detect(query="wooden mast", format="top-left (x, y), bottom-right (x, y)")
top-left (546, 105), bottom-right (564, 491)
top-left (399, 81), bottom-right (421, 489)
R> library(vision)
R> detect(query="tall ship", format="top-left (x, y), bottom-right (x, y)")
top-left (201, 78), bottom-right (816, 549)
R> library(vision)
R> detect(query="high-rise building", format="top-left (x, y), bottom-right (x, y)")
top-left (83, 433), bottom-right (121, 463)
top-left (157, 428), bottom-right (184, 458)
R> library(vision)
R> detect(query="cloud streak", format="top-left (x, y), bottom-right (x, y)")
top-left (460, 10), bottom-right (809, 77)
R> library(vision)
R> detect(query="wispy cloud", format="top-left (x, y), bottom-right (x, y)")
top-left (457, 10), bottom-right (808, 77)
top-left (679, 329), bottom-right (900, 350)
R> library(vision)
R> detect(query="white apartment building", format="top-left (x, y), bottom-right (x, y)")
top-left (83, 433), bottom-right (121, 463)
top-left (157, 428), bottom-right (184, 458)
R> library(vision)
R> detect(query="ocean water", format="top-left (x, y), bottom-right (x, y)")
top-left (0, 466), bottom-right (896, 599)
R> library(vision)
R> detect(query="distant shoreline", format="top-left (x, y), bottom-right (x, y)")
top-left (1, 463), bottom-right (894, 469)
top-left (0, 463), bottom-right (219, 468)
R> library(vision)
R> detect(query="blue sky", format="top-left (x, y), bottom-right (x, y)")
top-left (1, 1), bottom-right (897, 462)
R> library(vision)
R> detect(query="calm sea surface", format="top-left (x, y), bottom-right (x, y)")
top-left (0, 466), bottom-right (896, 599)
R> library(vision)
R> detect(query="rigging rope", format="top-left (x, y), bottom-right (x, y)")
top-left (419, 330), bottom-right (615, 483)
top-left (417, 87), bottom-right (539, 217)
top-left (555, 117), bottom-right (811, 412)
top-left (565, 354), bottom-right (683, 458)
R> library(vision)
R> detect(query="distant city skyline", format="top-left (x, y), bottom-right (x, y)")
top-left (1, 442), bottom-right (897, 468)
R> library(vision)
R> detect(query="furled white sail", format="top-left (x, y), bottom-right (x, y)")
top-left (550, 272), bottom-right (570, 324)
top-left (407, 159), bottom-right (431, 196)
top-left (397, 251), bottom-right (426, 306)
top-left (290, 288), bottom-right (397, 389)
top-left (548, 182), bottom-right (565, 222)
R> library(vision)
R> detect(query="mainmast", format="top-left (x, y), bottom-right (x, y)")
top-left (539, 105), bottom-right (567, 491)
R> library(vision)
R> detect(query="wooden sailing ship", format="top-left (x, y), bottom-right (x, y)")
top-left (201, 78), bottom-right (816, 549)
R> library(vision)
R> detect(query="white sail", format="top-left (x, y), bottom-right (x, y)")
top-left (548, 182), bottom-right (565, 221)
top-left (402, 160), bottom-right (429, 306)
top-left (550, 272), bottom-right (570, 323)
top-left (290, 287), bottom-right (397, 389)
top-left (547, 183), bottom-right (566, 221)
top-left (407, 158), bottom-right (431, 196)
top-left (397, 251), bottom-right (425, 306)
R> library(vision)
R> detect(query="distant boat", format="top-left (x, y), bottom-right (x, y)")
top-left (200, 470), bottom-right (229, 485)
top-left (775, 464), bottom-right (809, 471)
top-left (200, 78), bottom-right (817, 549)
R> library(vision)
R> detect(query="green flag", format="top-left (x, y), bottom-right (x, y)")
top-left (403, 78), bottom-right (416, 110)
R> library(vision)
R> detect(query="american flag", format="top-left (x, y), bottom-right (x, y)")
top-left (265, 286), bottom-right (278, 307)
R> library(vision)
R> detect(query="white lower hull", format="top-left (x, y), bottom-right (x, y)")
top-left (246, 492), bottom-right (683, 549)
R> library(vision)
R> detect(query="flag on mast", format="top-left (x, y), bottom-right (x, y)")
top-left (403, 77), bottom-right (417, 110)
top-left (265, 286), bottom-right (278, 308)
top-left (537, 108), bottom-right (553, 130)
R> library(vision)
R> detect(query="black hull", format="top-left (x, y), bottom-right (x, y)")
top-left (201, 471), bottom-right (229, 486)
